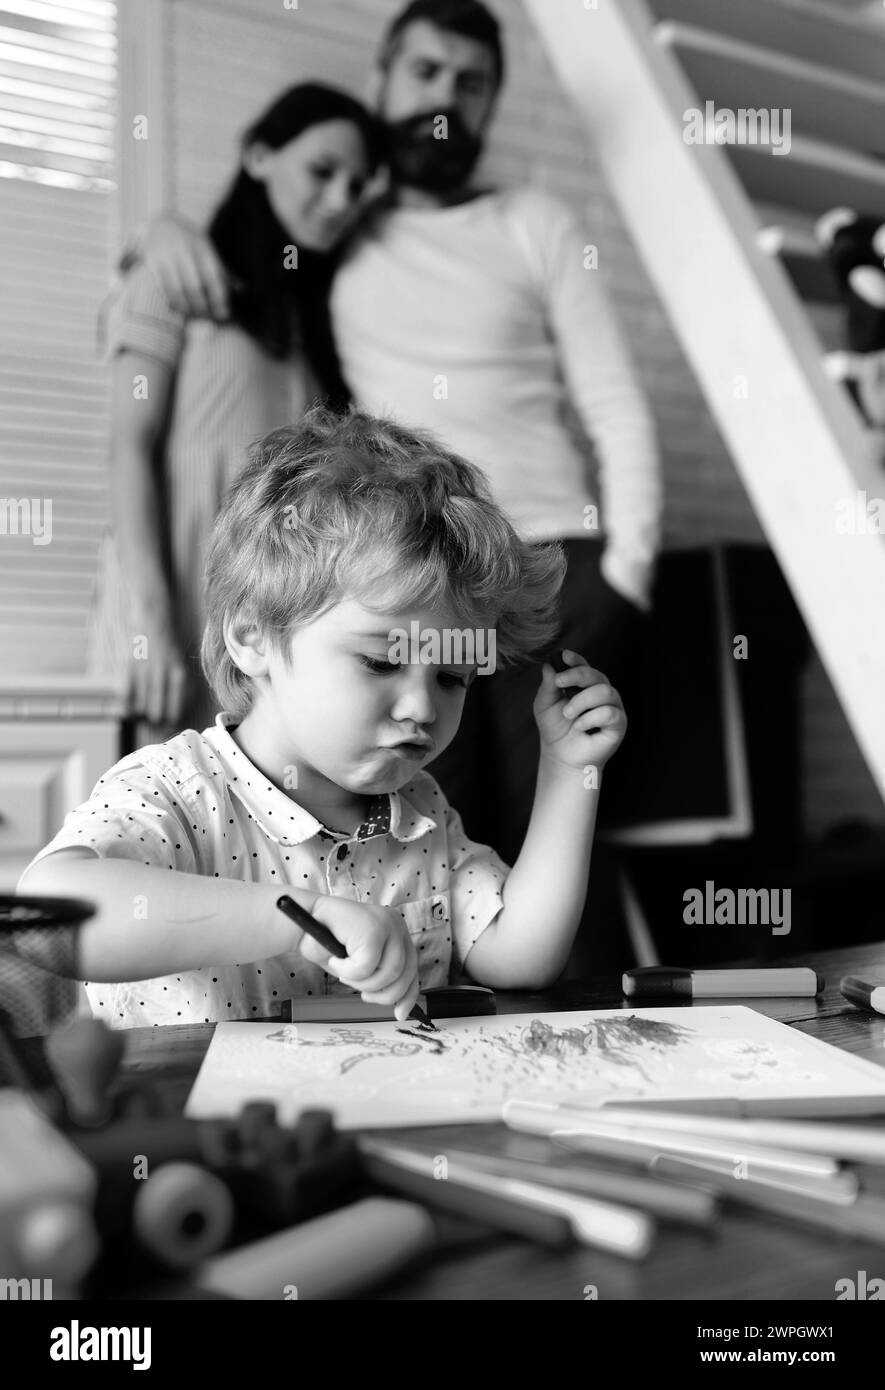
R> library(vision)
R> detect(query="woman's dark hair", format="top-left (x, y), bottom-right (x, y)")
top-left (208, 83), bottom-right (383, 411)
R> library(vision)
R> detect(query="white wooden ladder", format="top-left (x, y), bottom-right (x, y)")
top-left (524, 0), bottom-right (885, 800)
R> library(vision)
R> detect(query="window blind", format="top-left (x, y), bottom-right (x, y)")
top-left (0, 0), bottom-right (115, 188)
top-left (0, 0), bottom-right (115, 674)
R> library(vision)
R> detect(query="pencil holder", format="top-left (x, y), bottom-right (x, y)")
top-left (0, 895), bottom-right (96, 1113)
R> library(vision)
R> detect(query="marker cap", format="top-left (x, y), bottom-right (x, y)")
top-left (840, 975), bottom-right (885, 1017)
top-left (622, 967), bottom-right (693, 998)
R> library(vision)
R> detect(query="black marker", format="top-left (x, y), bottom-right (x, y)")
top-left (276, 895), bottom-right (437, 1031)
top-left (0, 895), bottom-right (96, 929)
top-left (840, 975), bottom-right (885, 1017)
top-left (549, 650), bottom-right (598, 729)
top-left (623, 966), bottom-right (824, 999)
top-left (548, 647), bottom-right (570, 700)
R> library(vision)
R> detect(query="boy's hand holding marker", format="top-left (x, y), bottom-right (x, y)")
top-left (537, 649), bottom-right (627, 772)
top-left (277, 894), bottom-right (422, 1025)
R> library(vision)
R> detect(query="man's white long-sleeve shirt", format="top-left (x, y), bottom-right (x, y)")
top-left (331, 187), bottom-right (662, 609)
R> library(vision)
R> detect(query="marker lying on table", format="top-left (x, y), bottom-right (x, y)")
top-left (275, 894), bottom-right (437, 1031)
top-left (840, 975), bottom-right (885, 1017)
top-left (589, 1106), bottom-right (885, 1163)
top-left (502, 1109), bottom-right (858, 1211)
top-left (360, 1139), bottom-right (654, 1258)
top-left (421, 1145), bottom-right (719, 1229)
top-left (649, 1155), bottom-right (885, 1246)
top-left (503, 1101), bottom-right (840, 1179)
top-left (549, 1131), bottom-right (858, 1206)
top-left (645, 1150), bottom-right (858, 1206)
top-left (505, 1098), bottom-right (885, 1166)
top-left (550, 1124), bottom-right (838, 1182)
top-left (279, 984), bottom-right (496, 1024)
top-left (622, 966), bottom-right (824, 999)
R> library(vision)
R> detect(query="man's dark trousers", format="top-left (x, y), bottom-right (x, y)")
top-left (428, 538), bottom-right (647, 974)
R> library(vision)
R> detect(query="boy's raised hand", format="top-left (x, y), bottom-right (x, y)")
top-left (534, 649), bottom-right (627, 771)
top-left (298, 897), bottom-right (420, 1022)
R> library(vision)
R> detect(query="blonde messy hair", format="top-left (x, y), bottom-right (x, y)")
top-left (201, 407), bottom-right (566, 717)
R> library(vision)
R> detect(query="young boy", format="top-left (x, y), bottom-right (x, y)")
top-left (20, 410), bottom-right (626, 1026)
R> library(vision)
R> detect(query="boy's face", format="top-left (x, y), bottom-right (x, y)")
top-left (251, 597), bottom-right (481, 797)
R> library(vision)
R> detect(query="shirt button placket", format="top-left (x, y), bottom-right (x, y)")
top-left (340, 841), bottom-right (361, 901)
top-left (325, 840), bottom-right (359, 901)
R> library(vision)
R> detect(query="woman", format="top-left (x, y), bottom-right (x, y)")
top-left (92, 84), bottom-right (383, 735)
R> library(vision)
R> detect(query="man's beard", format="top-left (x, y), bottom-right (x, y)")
top-left (384, 109), bottom-right (484, 192)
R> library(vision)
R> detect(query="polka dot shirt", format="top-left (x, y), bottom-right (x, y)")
top-left (27, 715), bottom-right (508, 1028)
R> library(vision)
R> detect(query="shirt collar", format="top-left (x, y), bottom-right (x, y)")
top-left (204, 715), bottom-right (436, 847)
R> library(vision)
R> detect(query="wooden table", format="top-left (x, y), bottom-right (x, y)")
top-left (121, 941), bottom-right (885, 1301)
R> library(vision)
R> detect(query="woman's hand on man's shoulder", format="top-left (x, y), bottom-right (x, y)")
top-left (141, 213), bottom-right (233, 323)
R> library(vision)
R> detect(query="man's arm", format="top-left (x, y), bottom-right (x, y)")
top-left (532, 194), bottom-right (662, 611)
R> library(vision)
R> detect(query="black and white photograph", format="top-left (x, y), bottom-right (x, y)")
top-left (1, 0), bottom-right (884, 1347)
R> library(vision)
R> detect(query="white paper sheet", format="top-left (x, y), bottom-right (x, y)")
top-left (183, 1006), bottom-right (885, 1129)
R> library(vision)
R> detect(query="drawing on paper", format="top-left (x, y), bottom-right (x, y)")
top-left (493, 1015), bottom-right (695, 1083)
top-left (265, 1024), bottom-right (449, 1073)
top-left (186, 1006), bottom-right (885, 1129)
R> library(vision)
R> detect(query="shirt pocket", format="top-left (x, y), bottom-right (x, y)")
top-left (396, 892), bottom-right (452, 990)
